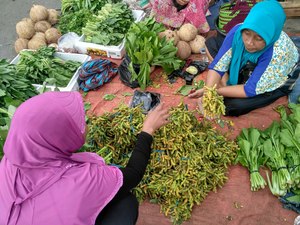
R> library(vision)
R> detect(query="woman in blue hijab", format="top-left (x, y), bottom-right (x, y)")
top-left (189, 0), bottom-right (299, 116)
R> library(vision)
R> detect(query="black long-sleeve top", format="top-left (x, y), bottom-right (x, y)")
top-left (111, 131), bottom-right (153, 202)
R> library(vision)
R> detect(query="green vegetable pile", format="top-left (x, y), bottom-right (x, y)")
top-left (125, 17), bottom-right (184, 90)
top-left (58, 9), bottom-right (94, 35)
top-left (235, 103), bottom-right (300, 197)
top-left (61, 0), bottom-right (121, 15)
top-left (0, 59), bottom-right (38, 157)
top-left (82, 3), bottom-right (134, 46)
top-left (16, 46), bottom-right (81, 87)
top-left (86, 103), bottom-right (238, 224)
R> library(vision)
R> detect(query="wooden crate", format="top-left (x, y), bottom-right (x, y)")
top-left (280, 0), bottom-right (300, 17)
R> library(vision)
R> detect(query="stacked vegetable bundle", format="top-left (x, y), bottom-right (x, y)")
top-left (59, 0), bottom-right (122, 35)
top-left (86, 103), bottom-right (238, 224)
top-left (235, 104), bottom-right (300, 197)
top-left (82, 2), bottom-right (134, 45)
top-left (125, 17), bottom-right (184, 90)
top-left (15, 46), bottom-right (81, 87)
top-left (0, 60), bottom-right (38, 157)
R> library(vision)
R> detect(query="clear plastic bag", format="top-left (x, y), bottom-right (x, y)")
top-left (58, 32), bottom-right (81, 53)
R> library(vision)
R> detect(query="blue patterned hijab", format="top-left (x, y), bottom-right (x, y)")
top-left (228, 0), bottom-right (286, 85)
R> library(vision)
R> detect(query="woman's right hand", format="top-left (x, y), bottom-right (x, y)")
top-left (142, 102), bottom-right (170, 136)
top-left (187, 88), bottom-right (204, 98)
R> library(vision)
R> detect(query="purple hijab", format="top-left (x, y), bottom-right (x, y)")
top-left (0, 92), bottom-right (123, 225)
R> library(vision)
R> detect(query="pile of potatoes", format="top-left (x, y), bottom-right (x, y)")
top-left (15, 4), bottom-right (61, 53)
top-left (158, 23), bottom-right (206, 60)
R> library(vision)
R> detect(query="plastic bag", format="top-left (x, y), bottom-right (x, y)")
top-left (118, 54), bottom-right (140, 88)
top-left (129, 90), bottom-right (161, 113)
top-left (58, 32), bottom-right (80, 53)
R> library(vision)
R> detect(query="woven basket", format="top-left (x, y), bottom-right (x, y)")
top-left (218, 0), bottom-right (256, 34)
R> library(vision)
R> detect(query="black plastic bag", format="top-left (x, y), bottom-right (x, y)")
top-left (118, 54), bottom-right (139, 88)
top-left (129, 90), bottom-right (161, 113)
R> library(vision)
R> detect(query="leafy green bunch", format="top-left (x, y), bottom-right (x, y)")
top-left (235, 104), bottom-right (300, 197)
top-left (16, 46), bottom-right (81, 87)
top-left (58, 9), bottom-right (94, 35)
top-left (125, 17), bottom-right (184, 90)
top-left (0, 59), bottom-right (38, 156)
top-left (61, 0), bottom-right (121, 15)
top-left (82, 2), bottom-right (134, 45)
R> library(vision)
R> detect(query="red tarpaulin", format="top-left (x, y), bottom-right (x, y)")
top-left (83, 55), bottom-right (298, 225)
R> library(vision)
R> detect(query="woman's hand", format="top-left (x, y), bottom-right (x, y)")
top-left (142, 102), bottom-right (170, 136)
top-left (188, 88), bottom-right (204, 98)
top-left (176, 0), bottom-right (189, 6)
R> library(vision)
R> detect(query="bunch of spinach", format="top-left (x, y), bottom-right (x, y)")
top-left (125, 17), bottom-right (184, 90)
top-left (16, 47), bottom-right (81, 87)
top-left (0, 59), bottom-right (37, 158)
top-left (235, 103), bottom-right (300, 197)
top-left (58, 9), bottom-right (94, 35)
top-left (262, 121), bottom-right (292, 196)
top-left (82, 3), bottom-right (134, 46)
top-left (61, 0), bottom-right (121, 15)
top-left (235, 128), bottom-right (267, 191)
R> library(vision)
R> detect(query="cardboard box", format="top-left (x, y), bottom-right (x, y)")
top-left (74, 10), bottom-right (145, 59)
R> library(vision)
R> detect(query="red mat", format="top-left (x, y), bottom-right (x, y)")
top-left (83, 55), bottom-right (298, 225)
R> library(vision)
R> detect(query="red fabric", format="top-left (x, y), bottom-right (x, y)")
top-left (84, 55), bottom-right (298, 225)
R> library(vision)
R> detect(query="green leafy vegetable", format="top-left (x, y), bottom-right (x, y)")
top-left (103, 94), bottom-right (116, 101)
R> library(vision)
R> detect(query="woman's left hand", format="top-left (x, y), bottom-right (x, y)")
top-left (176, 0), bottom-right (189, 6)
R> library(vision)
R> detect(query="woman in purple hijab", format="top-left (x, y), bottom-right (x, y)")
top-left (0, 91), bottom-right (169, 225)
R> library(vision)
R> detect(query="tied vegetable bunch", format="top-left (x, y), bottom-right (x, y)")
top-left (261, 104), bottom-right (300, 196)
top-left (235, 128), bottom-right (267, 191)
top-left (262, 121), bottom-right (292, 196)
top-left (125, 17), bottom-right (184, 90)
top-left (235, 104), bottom-right (300, 197)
